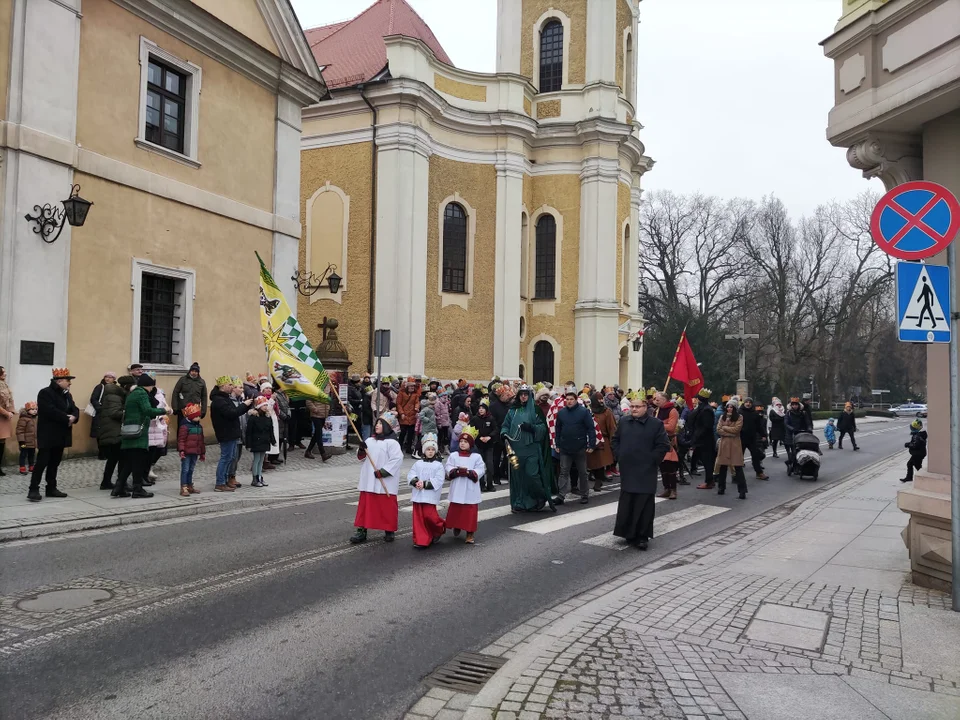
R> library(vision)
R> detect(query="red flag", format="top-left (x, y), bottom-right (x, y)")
top-left (666, 331), bottom-right (704, 397)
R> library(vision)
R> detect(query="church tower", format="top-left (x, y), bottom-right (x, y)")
top-left (496, 0), bottom-right (646, 388)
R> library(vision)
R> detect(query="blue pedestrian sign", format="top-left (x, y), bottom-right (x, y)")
top-left (896, 262), bottom-right (951, 343)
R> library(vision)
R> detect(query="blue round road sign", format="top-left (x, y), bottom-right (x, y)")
top-left (870, 180), bottom-right (960, 260)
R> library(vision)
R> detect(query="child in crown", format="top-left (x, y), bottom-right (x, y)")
top-left (444, 426), bottom-right (486, 544)
top-left (408, 433), bottom-right (446, 548)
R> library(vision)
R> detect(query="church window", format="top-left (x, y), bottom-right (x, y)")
top-left (625, 32), bottom-right (635, 101)
top-left (442, 202), bottom-right (468, 293)
top-left (535, 214), bottom-right (557, 299)
top-left (622, 223), bottom-right (631, 307)
top-left (520, 212), bottom-right (529, 299)
top-left (539, 20), bottom-right (564, 93)
top-left (533, 341), bottom-right (555, 385)
top-left (137, 37), bottom-right (202, 166)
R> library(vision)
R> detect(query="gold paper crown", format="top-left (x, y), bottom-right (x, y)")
top-left (183, 402), bottom-right (202, 418)
top-left (460, 425), bottom-right (480, 440)
top-left (480, 398), bottom-right (490, 407)
top-left (52, 368), bottom-right (73, 379)
top-left (216, 375), bottom-right (233, 387)
top-left (698, 387), bottom-right (712, 399)
top-left (626, 390), bottom-right (643, 400)
top-left (789, 396), bottom-right (800, 403)
top-left (646, 386), bottom-right (657, 396)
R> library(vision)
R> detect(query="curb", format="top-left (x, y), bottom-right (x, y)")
top-left (0, 488), bottom-right (356, 543)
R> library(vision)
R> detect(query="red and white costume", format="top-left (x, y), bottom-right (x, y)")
top-left (354, 434), bottom-right (404, 532)
top-left (444, 450), bottom-right (486, 533)
top-left (408, 457), bottom-right (446, 547)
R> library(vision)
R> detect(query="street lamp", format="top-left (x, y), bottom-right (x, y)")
top-left (24, 184), bottom-right (94, 244)
top-left (292, 263), bottom-right (342, 297)
top-left (632, 330), bottom-right (644, 352)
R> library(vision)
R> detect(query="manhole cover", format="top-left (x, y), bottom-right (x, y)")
top-left (425, 652), bottom-right (508, 694)
top-left (16, 588), bottom-right (114, 613)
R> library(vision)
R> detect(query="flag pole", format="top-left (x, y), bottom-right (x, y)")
top-left (663, 325), bottom-right (689, 393)
top-left (330, 382), bottom-right (390, 495)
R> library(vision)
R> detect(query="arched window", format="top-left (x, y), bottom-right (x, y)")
top-left (533, 341), bottom-right (555, 385)
top-left (539, 20), bottom-right (563, 93)
top-left (622, 223), bottom-right (630, 306)
top-left (442, 202), bottom-right (467, 293)
top-left (535, 214), bottom-right (557, 299)
top-left (520, 212), bottom-right (529, 299)
top-left (625, 32), bottom-right (634, 100)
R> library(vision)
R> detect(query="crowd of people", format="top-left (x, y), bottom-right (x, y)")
top-left (3, 365), bottom-right (924, 550)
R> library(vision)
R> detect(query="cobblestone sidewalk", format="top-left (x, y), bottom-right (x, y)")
top-left (406, 454), bottom-right (960, 720)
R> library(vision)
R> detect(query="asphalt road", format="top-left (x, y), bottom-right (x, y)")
top-left (0, 419), bottom-right (914, 720)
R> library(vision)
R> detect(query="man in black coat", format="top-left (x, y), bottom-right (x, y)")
top-left (28, 368), bottom-right (80, 502)
top-left (611, 396), bottom-right (671, 549)
top-left (689, 391), bottom-right (718, 489)
top-left (209, 380), bottom-right (253, 491)
top-left (739, 398), bottom-right (768, 480)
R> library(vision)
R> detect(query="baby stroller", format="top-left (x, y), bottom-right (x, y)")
top-left (789, 432), bottom-right (822, 480)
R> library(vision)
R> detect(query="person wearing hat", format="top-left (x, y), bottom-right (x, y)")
top-left (469, 399), bottom-right (499, 492)
top-left (127, 363), bottom-right (144, 377)
top-left (445, 425), bottom-right (487, 544)
top-left (836, 401), bottom-right (859, 451)
top-left (171, 362), bottom-right (207, 424)
top-left (350, 416), bottom-right (404, 544)
top-left (396, 377), bottom-right (421, 455)
top-left (739, 398), bottom-right (768, 481)
top-left (87, 371), bottom-right (117, 442)
top-left (95, 374), bottom-right (130, 490)
top-left (687, 389), bottom-right (717, 489)
top-left (115, 374), bottom-right (171, 499)
top-left (177, 402), bottom-right (206, 496)
top-left (407, 432), bottom-right (446, 548)
top-left (27, 369), bottom-right (80, 502)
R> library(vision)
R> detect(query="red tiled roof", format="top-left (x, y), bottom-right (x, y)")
top-left (307, 0), bottom-right (452, 89)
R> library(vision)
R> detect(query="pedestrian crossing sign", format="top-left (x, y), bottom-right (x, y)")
top-left (896, 261), bottom-right (951, 343)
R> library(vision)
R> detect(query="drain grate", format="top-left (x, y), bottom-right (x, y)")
top-left (424, 651), bottom-right (508, 693)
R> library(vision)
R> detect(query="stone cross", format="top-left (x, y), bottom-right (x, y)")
top-left (724, 320), bottom-right (759, 383)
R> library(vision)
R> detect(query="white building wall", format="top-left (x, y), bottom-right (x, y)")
top-left (0, 0), bottom-right (81, 404)
top-left (493, 153), bottom-right (525, 378)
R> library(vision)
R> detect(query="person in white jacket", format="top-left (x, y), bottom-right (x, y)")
top-left (444, 426), bottom-right (486, 544)
top-left (350, 417), bottom-right (404, 544)
top-left (408, 433), bottom-right (446, 548)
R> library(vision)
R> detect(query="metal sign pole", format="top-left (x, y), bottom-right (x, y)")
top-left (948, 241), bottom-right (960, 612)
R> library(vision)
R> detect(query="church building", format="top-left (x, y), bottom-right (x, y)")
top-left (298, 0), bottom-right (650, 388)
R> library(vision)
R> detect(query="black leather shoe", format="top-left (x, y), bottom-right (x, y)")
top-left (551, 496), bottom-right (565, 505)
top-left (100, 481), bottom-right (115, 490)
top-left (637, 540), bottom-right (649, 551)
top-left (111, 490), bottom-right (131, 498)
top-left (738, 492), bottom-right (747, 500)
top-left (45, 489), bottom-right (68, 498)
top-left (131, 489), bottom-right (154, 499)
top-left (383, 531), bottom-right (395, 543)
top-left (579, 496), bottom-right (589, 504)
top-left (27, 491), bottom-right (42, 502)
top-left (349, 528), bottom-right (367, 544)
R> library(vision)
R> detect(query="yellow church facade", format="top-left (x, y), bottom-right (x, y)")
top-left (299, 0), bottom-right (650, 389)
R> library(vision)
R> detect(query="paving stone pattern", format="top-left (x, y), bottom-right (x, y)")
top-left (405, 457), bottom-right (958, 720)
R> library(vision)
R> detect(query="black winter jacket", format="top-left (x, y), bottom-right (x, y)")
top-left (97, 383), bottom-right (128, 446)
top-left (740, 406), bottom-right (766, 446)
top-left (469, 414), bottom-right (500, 451)
top-left (36, 382), bottom-right (80, 449)
top-left (210, 388), bottom-right (248, 442)
top-left (837, 411), bottom-right (857, 433)
top-left (245, 413), bottom-right (276, 453)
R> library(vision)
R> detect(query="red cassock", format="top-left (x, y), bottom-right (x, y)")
top-left (412, 503), bottom-right (446, 547)
top-left (354, 491), bottom-right (399, 532)
top-left (444, 502), bottom-right (478, 533)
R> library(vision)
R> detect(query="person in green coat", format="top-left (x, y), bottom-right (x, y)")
top-left (501, 384), bottom-right (555, 513)
top-left (116, 375), bottom-right (169, 499)
top-left (96, 379), bottom-right (129, 491)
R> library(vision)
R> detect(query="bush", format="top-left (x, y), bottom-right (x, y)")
top-left (811, 410), bottom-right (869, 420)
top-left (865, 409), bottom-right (896, 419)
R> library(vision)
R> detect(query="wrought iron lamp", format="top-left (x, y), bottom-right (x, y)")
top-left (632, 331), bottom-right (644, 352)
top-left (292, 263), bottom-right (342, 297)
top-left (24, 184), bottom-right (93, 244)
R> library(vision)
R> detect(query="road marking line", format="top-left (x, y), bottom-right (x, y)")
top-left (582, 504), bottom-right (730, 550)
top-left (512, 497), bottom-right (666, 535)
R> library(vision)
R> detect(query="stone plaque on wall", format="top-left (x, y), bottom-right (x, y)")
top-left (20, 340), bottom-right (54, 366)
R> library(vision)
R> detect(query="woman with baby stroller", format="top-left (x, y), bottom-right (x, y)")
top-left (783, 397), bottom-right (812, 475)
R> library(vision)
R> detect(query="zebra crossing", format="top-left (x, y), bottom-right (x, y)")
top-left (343, 481), bottom-right (729, 552)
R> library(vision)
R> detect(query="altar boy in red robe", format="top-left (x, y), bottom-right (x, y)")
top-left (350, 417), bottom-right (404, 544)
top-left (408, 432), bottom-right (446, 548)
top-left (444, 426), bottom-right (486, 544)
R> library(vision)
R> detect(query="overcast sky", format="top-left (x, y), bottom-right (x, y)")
top-left (291, 0), bottom-right (881, 219)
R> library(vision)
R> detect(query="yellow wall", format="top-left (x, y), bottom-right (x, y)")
top-left (299, 143), bottom-right (374, 372)
top-left (524, 174), bottom-right (580, 383)
top-left (0, 0), bottom-right (11, 122)
top-left (521, 0), bottom-right (587, 86)
top-left (190, 0), bottom-right (280, 55)
top-left (76, 0), bottom-right (276, 212)
top-left (65, 173), bottom-right (274, 454)
top-left (425, 156), bottom-right (497, 379)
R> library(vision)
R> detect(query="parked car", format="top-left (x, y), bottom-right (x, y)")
top-left (891, 403), bottom-right (927, 418)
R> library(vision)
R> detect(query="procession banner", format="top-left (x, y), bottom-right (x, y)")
top-left (256, 252), bottom-right (330, 402)
top-left (664, 330), bottom-right (704, 398)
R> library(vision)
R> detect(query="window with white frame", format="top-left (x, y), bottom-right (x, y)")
top-left (137, 37), bottom-right (202, 166)
top-left (131, 259), bottom-right (195, 372)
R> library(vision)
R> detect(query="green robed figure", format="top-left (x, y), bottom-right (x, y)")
top-left (501, 384), bottom-right (556, 513)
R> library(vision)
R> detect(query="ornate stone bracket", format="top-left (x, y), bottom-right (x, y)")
top-left (846, 133), bottom-right (922, 190)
